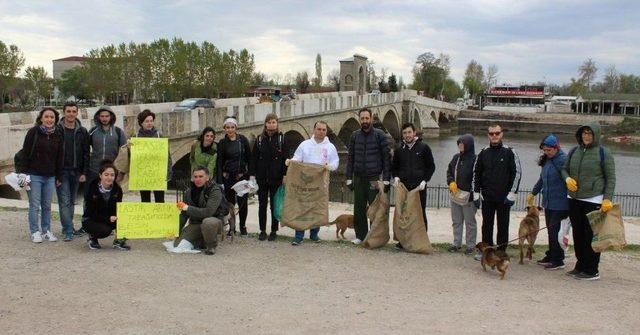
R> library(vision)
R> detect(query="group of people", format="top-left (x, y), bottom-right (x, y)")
top-left (18, 104), bottom-right (616, 280)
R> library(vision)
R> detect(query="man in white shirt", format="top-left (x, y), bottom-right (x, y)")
top-left (288, 121), bottom-right (339, 245)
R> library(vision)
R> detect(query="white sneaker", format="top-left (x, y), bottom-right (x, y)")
top-left (32, 231), bottom-right (43, 243)
top-left (43, 230), bottom-right (58, 242)
top-left (351, 238), bottom-right (362, 245)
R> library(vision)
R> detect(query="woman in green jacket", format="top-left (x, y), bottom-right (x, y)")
top-left (190, 127), bottom-right (217, 176)
top-left (562, 121), bottom-right (616, 281)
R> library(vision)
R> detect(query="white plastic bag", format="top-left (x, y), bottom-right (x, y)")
top-left (558, 218), bottom-right (571, 251)
top-left (231, 179), bottom-right (259, 197)
top-left (4, 172), bottom-right (31, 191)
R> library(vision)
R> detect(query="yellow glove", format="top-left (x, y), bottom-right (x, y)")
top-left (601, 199), bottom-right (613, 213)
top-left (526, 194), bottom-right (535, 206)
top-left (565, 177), bottom-right (578, 192)
top-left (448, 182), bottom-right (458, 194)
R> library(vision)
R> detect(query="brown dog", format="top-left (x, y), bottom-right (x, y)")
top-left (331, 214), bottom-right (354, 239)
top-left (475, 242), bottom-right (511, 280)
top-left (518, 206), bottom-right (542, 264)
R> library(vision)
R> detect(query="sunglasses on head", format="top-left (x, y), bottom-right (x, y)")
top-left (488, 131), bottom-right (502, 136)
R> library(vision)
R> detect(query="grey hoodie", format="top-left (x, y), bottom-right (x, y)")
top-left (88, 106), bottom-right (127, 173)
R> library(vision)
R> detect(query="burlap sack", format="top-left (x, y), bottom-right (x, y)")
top-left (587, 204), bottom-right (626, 252)
top-left (281, 161), bottom-right (329, 230)
top-left (363, 181), bottom-right (390, 249)
top-left (113, 145), bottom-right (130, 173)
top-left (392, 183), bottom-right (433, 254)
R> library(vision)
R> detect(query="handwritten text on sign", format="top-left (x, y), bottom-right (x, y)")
top-left (129, 137), bottom-right (168, 191)
top-left (117, 202), bottom-right (179, 239)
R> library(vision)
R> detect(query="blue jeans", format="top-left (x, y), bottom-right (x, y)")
top-left (27, 175), bottom-right (55, 234)
top-left (295, 228), bottom-right (320, 240)
top-left (56, 169), bottom-right (80, 236)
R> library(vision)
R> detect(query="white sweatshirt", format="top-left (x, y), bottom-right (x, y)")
top-left (292, 136), bottom-right (339, 171)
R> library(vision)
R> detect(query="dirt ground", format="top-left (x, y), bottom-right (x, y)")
top-left (1, 208), bottom-right (640, 335)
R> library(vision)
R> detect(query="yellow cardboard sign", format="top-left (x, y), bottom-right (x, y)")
top-left (117, 202), bottom-right (179, 239)
top-left (129, 137), bottom-right (168, 191)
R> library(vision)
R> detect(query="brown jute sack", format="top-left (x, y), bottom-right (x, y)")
top-left (113, 145), bottom-right (130, 173)
top-left (363, 181), bottom-right (390, 249)
top-left (392, 183), bottom-right (433, 254)
top-left (281, 161), bottom-right (329, 230)
top-left (587, 204), bottom-right (626, 252)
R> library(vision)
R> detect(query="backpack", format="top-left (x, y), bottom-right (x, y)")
top-left (14, 130), bottom-right (38, 172)
top-left (89, 125), bottom-right (123, 146)
top-left (204, 183), bottom-right (229, 217)
top-left (257, 133), bottom-right (283, 152)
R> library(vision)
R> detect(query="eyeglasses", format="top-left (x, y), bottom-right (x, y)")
top-left (488, 131), bottom-right (502, 136)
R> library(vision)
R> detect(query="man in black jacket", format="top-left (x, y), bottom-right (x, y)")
top-left (56, 101), bottom-right (90, 241)
top-left (249, 113), bottom-right (288, 241)
top-left (472, 124), bottom-right (521, 255)
top-left (174, 166), bottom-right (224, 255)
top-left (392, 123), bottom-right (435, 230)
top-left (345, 108), bottom-right (392, 244)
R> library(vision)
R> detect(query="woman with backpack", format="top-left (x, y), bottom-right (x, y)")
top-left (135, 109), bottom-right (172, 203)
top-left (561, 122), bottom-right (616, 281)
top-left (528, 134), bottom-right (569, 270)
top-left (17, 107), bottom-right (64, 243)
top-left (249, 113), bottom-right (287, 241)
top-left (216, 117), bottom-right (251, 235)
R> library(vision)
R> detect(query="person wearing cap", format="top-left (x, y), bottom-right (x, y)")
top-left (528, 134), bottom-right (569, 270)
top-left (561, 122), bottom-right (616, 281)
top-left (288, 121), bottom-right (339, 245)
top-left (133, 109), bottom-right (173, 203)
top-left (216, 117), bottom-right (251, 235)
top-left (82, 106), bottom-right (127, 235)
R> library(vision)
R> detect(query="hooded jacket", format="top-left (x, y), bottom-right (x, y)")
top-left (532, 148), bottom-right (569, 211)
top-left (249, 131), bottom-right (288, 185)
top-left (446, 134), bottom-right (476, 198)
top-left (88, 106), bottom-right (127, 173)
top-left (346, 127), bottom-right (391, 180)
top-left (20, 125), bottom-right (64, 181)
top-left (58, 118), bottom-right (89, 175)
top-left (291, 135), bottom-right (340, 171)
top-left (392, 137), bottom-right (435, 190)
top-left (182, 180), bottom-right (224, 223)
top-left (561, 121), bottom-right (616, 200)
top-left (472, 140), bottom-right (522, 202)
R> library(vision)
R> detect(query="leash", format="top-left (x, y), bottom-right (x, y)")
top-left (487, 215), bottom-right (563, 250)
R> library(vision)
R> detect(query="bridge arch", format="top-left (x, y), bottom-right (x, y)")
top-left (413, 108), bottom-right (422, 130)
top-left (283, 130), bottom-right (306, 158)
top-left (382, 109), bottom-right (401, 140)
top-left (337, 117), bottom-right (360, 150)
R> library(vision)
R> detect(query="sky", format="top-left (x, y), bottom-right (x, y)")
top-left (1, 0), bottom-right (639, 86)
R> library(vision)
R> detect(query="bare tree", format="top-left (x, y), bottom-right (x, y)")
top-left (603, 65), bottom-right (620, 93)
top-left (579, 58), bottom-right (597, 90)
top-left (326, 69), bottom-right (340, 91)
top-left (483, 64), bottom-right (498, 89)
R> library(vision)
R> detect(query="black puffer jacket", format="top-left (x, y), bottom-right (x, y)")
top-left (446, 134), bottom-right (476, 198)
top-left (346, 128), bottom-right (391, 180)
top-left (58, 118), bottom-right (90, 175)
top-left (392, 137), bottom-right (435, 190)
top-left (472, 141), bottom-right (521, 202)
top-left (249, 131), bottom-right (287, 186)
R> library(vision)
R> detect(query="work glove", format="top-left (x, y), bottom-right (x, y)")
top-left (473, 192), bottom-right (481, 202)
top-left (565, 177), bottom-right (578, 192)
top-left (249, 176), bottom-right (256, 183)
top-left (526, 193), bottom-right (535, 206)
top-left (285, 159), bottom-right (291, 166)
top-left (448, 182), bottom-right (457, 194)
top-left (346, 179), bottom-right (353, 191)
top-left (17, 173), bottom-right (28, 188)
top-left (418, 180), bottom-right (427, 191)
top-left (504, 192), bottom-right (516, 206)
top-left (323, 163), bottom-right (329, 171)
top-left (601, 199), bottom-right (613, 213)
top-left (393, 177), bottom-right (400, 187)
top-left (176, 201), bottom-right (188, 211)
top-left (383, 181), bottom-right (390, 193)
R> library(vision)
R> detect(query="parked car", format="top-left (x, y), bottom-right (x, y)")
top-left (171, 98), bottom-right (215, 113)
top-left (370, 90), bottom-right (381, 96)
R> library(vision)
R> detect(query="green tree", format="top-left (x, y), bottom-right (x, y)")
top-left (295, 71), bottom-right (310, 93)
top-left (388, 73), bottom-right (398, 92)
top-left (24, 66), bottom-right (53, 105)
top-left (410, 52), bottom-right (451, 98)
top-left (0, 41), bottom-right (25, 109)
top-left (442, 78), bottom-right (463, 102)
top-left (619, 74), bottom-right (640, 94)
top-left (314, 53), bottom-right (322, 88)
top-left (463, 60), bottom-right (484, 103)
top-left (57, 66), bottom-right (92, 101)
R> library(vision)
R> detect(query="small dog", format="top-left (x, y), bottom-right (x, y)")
top-left (475, 242), bottom-right (511, 280)
top-left (518, 206), bottom-right (542, 264)
top-left (221, 205), bottom-right (236, 243)
top-left (331, 214), bottom-right (354, 239)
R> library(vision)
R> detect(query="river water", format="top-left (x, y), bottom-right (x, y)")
top-left (332, 131), bottom-right (639, 194)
